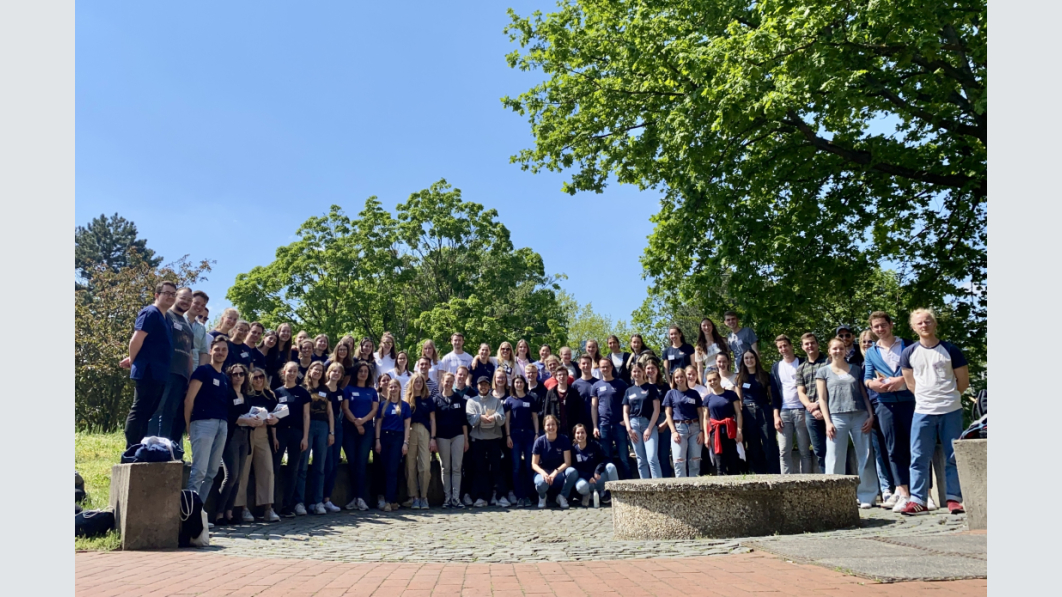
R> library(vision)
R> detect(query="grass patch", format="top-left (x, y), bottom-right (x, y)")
top-left (73, 431), bottom-right (191, 551)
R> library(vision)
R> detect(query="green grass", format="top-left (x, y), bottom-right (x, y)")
top-left (74, 431), bottom-right (191, 551)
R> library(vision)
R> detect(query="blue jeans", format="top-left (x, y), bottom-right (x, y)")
top-left (510, 429), bottom-right (535, 500)
top-left (379, 429), bottom-right (404, 503)
top-left (628, 417), bottom-right (661, 478)
top-left (875, 400), bottom-right (915, 487)
top-left (598, 421), bottom-right (631, 478)
top-left (187, 418), bottom-right (228, 499)
top-left (304, 420), bottom-right (330, 505)
top-left (806, 411), bottom-right (827, 473)
top-left (342, 421), bottom-right (374, 503)
top-left (656, 424), bottom-right (673, 477)
top-left (870, 408), bottom-right (895, 496)
top-left (825, 411), bottom-right (879, 505)
top-left (910, 410), bottom-right (963, 506)
top-left (670, 421), bottom-right (701, 477)
top-left (323, 413), bottom-right (344, 501)
top-left (148, 373), bottom-right (188, 443)
top-left (575, 462), bottom-right (618, 495)
top-left (534, 467), bottom-right (578, 498)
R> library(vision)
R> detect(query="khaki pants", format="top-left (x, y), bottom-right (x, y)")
top-left (405, 423), bottom-right (432, 499)
top-left (235, 425), bottom-right (274, 508)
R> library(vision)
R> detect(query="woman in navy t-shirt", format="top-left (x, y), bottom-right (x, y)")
top-left (375, 378), bottom-right (410, 512)
top-left (184, 336), bottom-right (232, 501)
top-left (571, 424), bottom-right (617, 506)
top-left (623, 361), bottom-right (661, 479)
top-left (644, 358), bottom-right (673, 477)
top-left (505, 374), bottom-right (540, 507)
top-left (701, 370), bottom-right (743, 475)
top-left (663, 326), bottom-right (695, 379)
top-left (404, 373), bottom-right (437, 510)
top-left (273, 361), bottom-right (311, 517)
top-left (341, 361), bottom-right (378, 511)
top-left (531, 415), bottom-right (577, 509)
top-left (662, 368), bottom-right (703, 477)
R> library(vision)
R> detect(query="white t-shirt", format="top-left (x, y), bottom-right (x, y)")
top-left (776, 357), bottom-right (802, 410)
top-left (720, 373), bottom-right (737, 391)
top-left (692, 384), bottom-right (710, 399)
top-left (387, 369), bottom-right (411, 397)
top-left (879, 338), bottom-right (903, 372)
top-left (899, 341), bottom-right (968, 415)
top-left (375, 354), bottom-right (396, 376)
top-left (610, 353), bottom-right (624, 369)
top-left (439, 351), bottom-right (473, 375)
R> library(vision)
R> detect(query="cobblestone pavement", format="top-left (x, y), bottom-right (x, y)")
top-left (206, 504), bottom-right (967, 564)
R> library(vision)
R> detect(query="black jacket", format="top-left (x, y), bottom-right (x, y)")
top-left (541, 386), bottom-right (587, 437)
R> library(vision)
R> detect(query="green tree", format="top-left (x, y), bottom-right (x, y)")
top-left (228, 179), bottom-right (569, 356)
top-left (557, 290), bottom-right (635, 354)
top-left (75, 253), bottom-right (212, 430)
top-left (504, 0), bottom-right (987, 385)
top-left (75, 213), bottom-right (163, 286)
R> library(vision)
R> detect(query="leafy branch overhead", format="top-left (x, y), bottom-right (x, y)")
top-left (503, 0), bottom-right (986, 380)
top-left (227, 179), bottom-right (570, 354)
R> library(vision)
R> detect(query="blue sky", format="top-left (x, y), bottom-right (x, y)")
top-left (75, 1), bottom-right (660, 324)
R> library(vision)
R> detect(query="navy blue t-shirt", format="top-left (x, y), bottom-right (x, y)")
top-left (623, 383), bottom-right (660, 420)
top-left (533, 433), bottom-right (571, 472)
top-left (703, 389), bottom-right (739, 421)
top-left (592, 378), bottom-right (629, 427)
top-left (663, 343), bottom-right (695, 372)
top-left (737, 375), bottom-right (770, 406)
top-left (409, 395), bottom-right (435, 428)
top-left (225, 341), bottom-right (254, 372)
top-left (504, 394), bottom-right (538, 434)
top-left (189, 365), bottom-right (230, 422)
top-left (274, 385), bottom-right (310, 431)
top-left (571, 439), bottom-right (605, 479)
top-left (571, 377), bottom-right (597, 427)
top-left (249, 348), bottom-right (268, 373)
top-left (344, 386), bottom-right (379, 420)
top-left (433, 391), bottom-right (468, 440)
top-left (469, 360), bottom-right (496, 385)
top-left (663, 388), bottom-right (702, 421)
top-left (131, 305), bottom-right (173, 382)
top-left (378, 400), bottom-right (411, 432)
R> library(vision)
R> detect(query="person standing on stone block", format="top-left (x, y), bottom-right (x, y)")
top-left (147, 286), bottom-right (195, 444)
top-left (701, 370), bottom-right (743, 476)
top-left (663, 368), bottom-right (704, 477)
top-left (863, 310), bottom-right (917, 512)
top-left (623, 361), bottom-right (662, 479)
top-left (897, 308), bottom-right (969, 516)
top-left (273, 361), bottom-right (311, 518)
top-left (734, 350), bottom-right (781, 475)
top-left (770, 335), bottom-right (811, 475)
top-left (119, 280), bottom-right (176, 448)
top-left (184, 336), bottom-right (231, 508)
top-left (816, 338), bottom-right (879, 509)
top-left (341, 362), bottom-right (379, 511)
top-left (236, 367), bottom-right (280, 523)
top-left (796, 333), bottom-right (830, 472)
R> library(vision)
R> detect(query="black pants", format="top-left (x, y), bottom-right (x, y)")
top-left (742, 401), bottom-right (780, 474)
top-left (125, 377), bottom-right (166, 448)
top-left (707, 427), bottom-right (739, 475)
top-left (273, 426), bottom-right (306, 512)
top-left (471, 437), bottom-right (505, 501)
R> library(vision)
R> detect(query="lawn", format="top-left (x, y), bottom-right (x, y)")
top-left (74, 431), bottom-right (190, 551)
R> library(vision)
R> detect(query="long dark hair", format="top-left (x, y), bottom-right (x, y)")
top-left (696, 318), bottom-right (728, 355)
top-left (276, 323), bottom-right (294, 361)
top-left (669, 326), bottom-right (686, 346)
top-left (352, 361), bottom-right (373, 388)
top-left (734, 350), bottom-right (772, 392)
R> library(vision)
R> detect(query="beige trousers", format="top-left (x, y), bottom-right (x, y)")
top-left (235, 425), bottom-right (274, 508)
top-left (405, 423), bottom-right (432, 498)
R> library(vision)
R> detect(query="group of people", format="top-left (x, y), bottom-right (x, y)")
top-left (121, 281), bottom-right (971, 524)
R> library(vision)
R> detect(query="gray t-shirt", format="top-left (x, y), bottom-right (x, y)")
top-left (815, 363), bottom-right (865, 414)
top-left (727, 327), bottom-right (758, 363)
top-left (166, 310), bottom-right (195, 378)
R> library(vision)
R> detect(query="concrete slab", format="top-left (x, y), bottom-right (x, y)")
top-left (889, 534), bottom-right (987, 557)
top-left (817, 554), bottom-right (987, 581)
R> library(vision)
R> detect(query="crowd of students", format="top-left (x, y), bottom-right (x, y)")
top-left (120, 282), bottom-right (971, 524)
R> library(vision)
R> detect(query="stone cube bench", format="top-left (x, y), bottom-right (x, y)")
top-left (608, 474), bottom-right (859, 540)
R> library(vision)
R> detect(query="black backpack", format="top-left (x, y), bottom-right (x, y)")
top-left (75, 510), bottom-right (115, 538)
top-left (179, 490), bottom-right (205, 547)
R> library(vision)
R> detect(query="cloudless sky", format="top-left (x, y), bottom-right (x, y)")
top-left (75, 1), bottom-right (661, 325)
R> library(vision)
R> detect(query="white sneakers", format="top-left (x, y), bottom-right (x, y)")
top-left (927, 496), bottom-right (938, 511)
top-left (891, 495), bottom-right (910, 513)
top-left (313, 503), bottom-right (327, 515)
top-left (264, 509), bottom-right (281, 522)
top-left (377, 497), bottom-right (387, 510)
top-left (593, 491), bottom-right (600, 508)
top-left (508, 491), bottom-right (518, 505)
top-left (356, 498), bottom-right (369, 511)
top-left (294, 503), bottom-right (307, 516)
top-left (473, 499), bottom-right (488, 508)
top-left (241, 509), bottom-right (255, 523)
top-left (498, 497), bottom-right (512, 508)
top-left (463, 494), bottom-right (474, 506)
top-left (345, 499), bottom-right (359, 510)
top-left (538, 496), bottom-right (547, 509)
top-left (859, 502), bottom-right (873, 509)
top-left (881, 494), bottom-right (898, 509)
top-left (323, 501), bottom-right (341, 513)
top-left (556, 495), bottom-right (569, 509)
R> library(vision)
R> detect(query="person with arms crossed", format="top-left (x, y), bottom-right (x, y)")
top-left (860, 329), bottom-right (896, 507)
top-left (435, 371), bottom-right (470, 508)
top-left (897, 309), bottom-right (968, 516)
top-left (795, 333), bottom-right (830, 473)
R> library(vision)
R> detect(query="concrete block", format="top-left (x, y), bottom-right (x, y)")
top-left (953, 439), bottom-right (987, 530)
top-left (110, 462), bottom-right (183, 550)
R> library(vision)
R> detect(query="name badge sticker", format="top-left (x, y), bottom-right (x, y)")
top-left (742, 383), bottom-right (751, 389)
top-left (173, 322), bottom-right (183, 331)
top-left (279, 395), bottom-right (288, 403)
top-left (233, 397), bottom-right (244, 405)
top-left (212, 379), bottom-right (221, 387)
top-left (668, 354), bottom-right (675, 360)
top-left (318, 391), bottom-right (327, 398)
top-left (241, 352), bottom-right (250, 358)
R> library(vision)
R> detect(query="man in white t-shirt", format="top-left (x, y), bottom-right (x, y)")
top-left (770, 335), bottom-right (810, 474)
top-left (440, 332), bottom-right (473, 375)
top-left (898, 308), bottom-right (969, 516)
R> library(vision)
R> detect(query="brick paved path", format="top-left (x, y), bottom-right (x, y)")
top-left (75, 550), bottom-right (987, 596)
top-left (206, 505), bottom-right (966, 563)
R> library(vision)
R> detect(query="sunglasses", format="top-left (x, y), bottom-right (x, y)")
top-left (231, 371), bottom-right (246, 377)
top-left (837, 333), bottom-right (852, 338)
top-left (252, 375), bottom-right (265, 381)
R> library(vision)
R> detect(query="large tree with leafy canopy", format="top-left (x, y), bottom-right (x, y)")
top-left (227, 179), bottom-right (570, 356)
top-left (503, 0), bottom-right (987, 383)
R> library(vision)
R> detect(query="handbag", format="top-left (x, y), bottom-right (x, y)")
top-left (75, 510), bottom-right (115, 538)
top-left (179, 490), bottom-right (210, 547)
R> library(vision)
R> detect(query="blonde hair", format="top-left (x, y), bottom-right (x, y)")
top-left (496, 341), bottom-right (516, 368)
top-left (404, 372), bottom-right (430, 413)
top-left (325, 361), bottom-right (346, 382)
top-left (420, 339), bottom-right (440, 365)
top-left (909, 307), bottom-right (938, 326)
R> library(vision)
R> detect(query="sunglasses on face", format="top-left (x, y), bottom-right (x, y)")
top-left (252, 375), bottom-right (265, 381)
top-left (837, 333), bottom-right (852, 338)
top-left (231, 372), bottom-right (246, 378)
